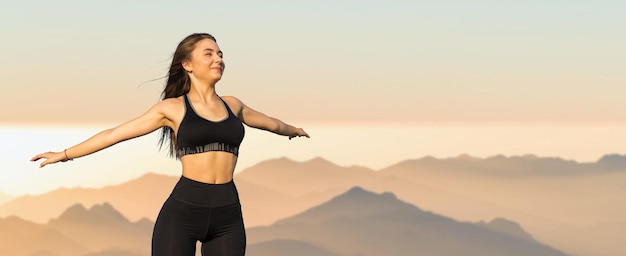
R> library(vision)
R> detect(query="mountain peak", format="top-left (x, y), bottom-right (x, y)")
top-left (276, 187), bottom-right (418, 225)
top-left (254, 192), bottom-right (568, 256)
top-left (456, 154), bottom-right (479, 161)
top-left (597, 154), bottom-right (626, 168)
top-left (90, 202), bottom-right (125, 219)
top-left (344, 186), bottom-right (366, 194)
top-left (344, 186), bottom-right (398, 201)
top-left (477, 217), bottom-right (535, 241)
top-left (64, 203), bottom-right (88, 215)
top-left (304, 156), bottom-right (336, 166)
top-left (337, 186), bottom-right (381, 200)
top-left (51, 202), bottom-right (129, 225)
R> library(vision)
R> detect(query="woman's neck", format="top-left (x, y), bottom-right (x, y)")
top-left (189, 84), bottom-right (219, 103)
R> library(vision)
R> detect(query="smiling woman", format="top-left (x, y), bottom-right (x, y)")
top-left (29, 33), bottom-right (310, 256)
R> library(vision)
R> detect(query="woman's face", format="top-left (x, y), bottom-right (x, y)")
top-left (184, 38), bottom-right (225, 83)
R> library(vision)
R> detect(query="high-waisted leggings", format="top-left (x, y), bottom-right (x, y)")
top-left (152, 176), bottom-right (246, 256)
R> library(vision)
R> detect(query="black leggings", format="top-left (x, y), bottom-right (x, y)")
top-left (152, 176), bottom-right (246, 256)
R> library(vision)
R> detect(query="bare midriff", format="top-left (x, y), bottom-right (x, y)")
top-left (180, 151), bottom-right (238, 184)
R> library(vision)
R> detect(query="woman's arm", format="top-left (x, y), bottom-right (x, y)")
top-left (226, 96), bottom-right (309, 139)
top-left (31, 101), bottom-right (173, 168)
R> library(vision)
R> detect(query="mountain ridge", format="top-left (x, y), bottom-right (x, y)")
top-left (1, 188), bottom-right (564, 256)
top-left (0, 172), bottom-right (178, 223)
top-left (248, 186), bottom-right (568, 256)
top-left (1, 154), bottom-right (624, 255)
top-left (379, 154), bottom-right (626, 178)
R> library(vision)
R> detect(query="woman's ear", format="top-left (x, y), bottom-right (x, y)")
top-left (182, 60), bottom-right (192, 73)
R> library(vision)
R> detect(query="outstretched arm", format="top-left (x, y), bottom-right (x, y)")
top-left (230, 97), bottom-right (309, 139)
top-left (31, 102), bottom-right (172, 168)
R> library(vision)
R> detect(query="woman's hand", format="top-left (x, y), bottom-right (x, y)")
top-left (289, 128), bottom-right (310, 140)
top-left (29, 100), bottom-right (173, 169)
top-left (30, 151), bottom-right (69, 168)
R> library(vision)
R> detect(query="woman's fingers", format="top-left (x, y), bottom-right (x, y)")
top-left (289, 129), bottom-right (310, 140)
top-left (30, 152), bottom-right (48, 162)
top-left (40, 159), bottom-right (51, 168)
top-left (299, 128), bottom-right (310, 138)
top-left (30, 152), bottom-right (56, 168)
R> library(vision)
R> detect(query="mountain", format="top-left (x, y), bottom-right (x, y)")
top-left (235, 178), bottom-right (298, 226)
top-left (379, 154), bottom-right (604, 179)
top-left (0, 173), bottom-right (178, 223)
top-left (247, 187), bottom-right (568, 256)
top-left (236, 157), bottom-right (378, 226)
top-left (0, 216), bottom-right (88, 256)
top-left (596, 154), bottom-right (626, 169)
top-left (48, 202), bottom-right (152, 253)
top-left (237, 154), bottom-right (626, 255)
top-left (376, 154), bottom-right (626, 256)
top-left (0, 203), bottom-right (152, 256)
top-left (476, 217), bottom-right (535, 241)
top-left (1, 156), bottom-right (393, 227)
top-left (2, 157), bottom-right (373, 226)
top-left (236, 157), bottom-right (378, 196)
top-left (2, 155), bottom-right (625, 255)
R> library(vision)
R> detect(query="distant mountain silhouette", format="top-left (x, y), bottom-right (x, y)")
top-left (236, 157), bottom-right (379, 226)
top-left (236, 157), bottom-right (378, 196)
top-left (0, 173), bottom-right (178, 223)
top-left (596, 154), bottom-right (626, 169)
top-left (374, 154), bottom-right (626, 256)
top-left (2, 155), bottom-right (625, 255)
top-left (0, 216), bottom-right (88, 256)
top-left (476, 217), bottom-right (535, 241)
top-left (248, 187), bottom-right (568, 256)
top-left (379, 154), bottom-right (626, 178)
top-left (48, 202), bottom-right (152, 253)
top-left (0, 203), bottom-right (151, 256)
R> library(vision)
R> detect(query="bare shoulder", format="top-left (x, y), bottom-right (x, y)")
top-left (220, 95), bottom-right (243, 104)
top-left (153, 97), bottom-right (185, 119)
top-left (159, 97), bottom-right (184, 106)
top-left (220, 95), bottom-right (244, 114)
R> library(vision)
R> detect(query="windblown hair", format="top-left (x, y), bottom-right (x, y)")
top-left (158, 33), bottom-right (217, 157)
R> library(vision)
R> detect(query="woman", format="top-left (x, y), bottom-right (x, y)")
top-left (31, 33), bottom-right (309, 256)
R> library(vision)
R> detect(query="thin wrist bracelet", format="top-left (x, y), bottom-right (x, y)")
top-left (64, 149), bottom-right (73, 161)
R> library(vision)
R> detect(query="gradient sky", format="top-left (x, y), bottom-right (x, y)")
top-left (2, 0), bottom-right (625, 124)
top-left (2, 1), bottom-right (626, 195)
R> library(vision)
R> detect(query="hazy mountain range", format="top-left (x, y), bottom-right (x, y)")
top-left (0, 202), bottom-right (150, 256)
top-left (0, 187), bottom-right (567, 256)
top-left (2, 154), bottom-right (625, 255)
top-left (247, 186), bottom-right (566, 256)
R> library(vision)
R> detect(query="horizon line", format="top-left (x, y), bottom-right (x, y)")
top-left (2, 153), bottom-right (624, 197)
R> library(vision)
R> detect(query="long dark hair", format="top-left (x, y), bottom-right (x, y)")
top-left (158, 33), bottom-right (217, 157)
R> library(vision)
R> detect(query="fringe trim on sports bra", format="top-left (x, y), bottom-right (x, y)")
top-left (177, 142), bottom-right (239, 158)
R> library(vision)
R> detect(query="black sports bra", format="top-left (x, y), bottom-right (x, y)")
top-left (176, 94), bottom-right (245, 158)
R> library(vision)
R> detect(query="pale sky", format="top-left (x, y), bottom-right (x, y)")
top-left (1, 0), bottom-right (625, 124)
top-left (1, 1), bottom-right (626, 195)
